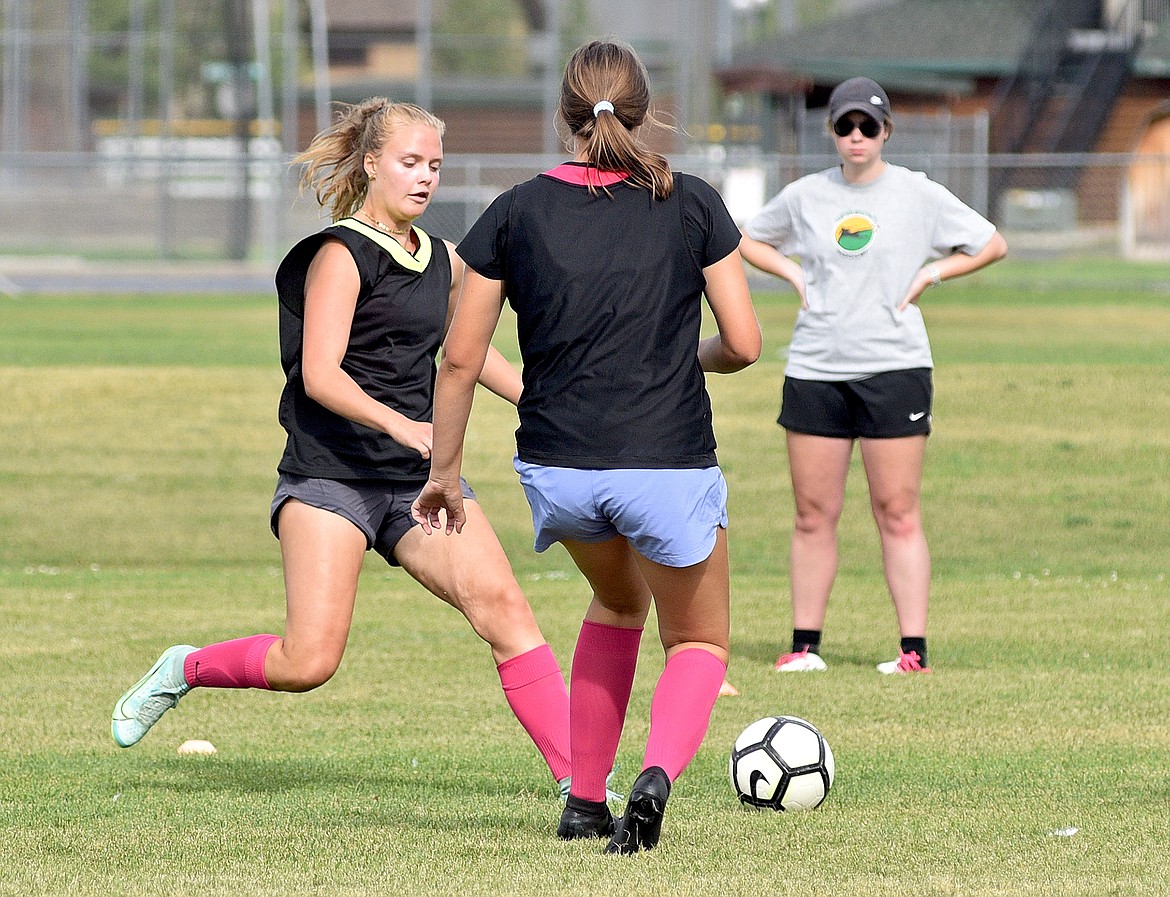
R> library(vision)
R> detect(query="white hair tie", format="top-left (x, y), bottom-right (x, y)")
top-left (592, 100), bottom-right (615, 117)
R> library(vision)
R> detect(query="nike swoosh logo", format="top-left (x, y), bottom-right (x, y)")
top-left (749, 769), bottom-right (771, 797)
top-left (909, 412), bottom-right (926, 421)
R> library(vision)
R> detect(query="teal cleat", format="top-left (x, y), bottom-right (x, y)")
top-left (111, 645), bottom-right (197, 748)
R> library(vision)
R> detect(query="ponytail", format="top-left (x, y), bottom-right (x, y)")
top-left (559, 40), bottom-right (674, 200)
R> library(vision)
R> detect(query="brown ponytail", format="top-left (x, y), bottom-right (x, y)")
top-left (558, 40), bottom-right (674, 200)
top-left (293, 98), bottom-right (445, 222)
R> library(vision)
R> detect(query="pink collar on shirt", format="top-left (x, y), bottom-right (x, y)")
top-left (543, 163), bottom-right (629, 187)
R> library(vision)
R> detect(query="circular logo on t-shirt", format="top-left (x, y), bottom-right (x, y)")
top-left (834, 213), bottom-right (876, 255)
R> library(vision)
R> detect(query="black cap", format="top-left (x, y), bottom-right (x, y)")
top-left (828, 77), bottom-right (892, 125)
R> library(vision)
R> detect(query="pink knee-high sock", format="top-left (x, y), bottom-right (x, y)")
top-left (183, 634), bottom-right (280, 689)
top-left (497, 644), bottom-right (572, 781)
top-left (569, 620), bottom-right (644, 802)
top-left (642, 647), bottom-right (727, 781)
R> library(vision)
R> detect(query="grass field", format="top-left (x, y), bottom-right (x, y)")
top-left (2, 257), bottom-right (1169, 896)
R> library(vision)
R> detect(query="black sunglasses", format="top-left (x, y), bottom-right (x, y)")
top-left (833, 116), bottom-right (883, 138)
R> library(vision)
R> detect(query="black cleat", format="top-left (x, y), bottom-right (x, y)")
top-left (604, 766), bottom-right (671, 855)
top-left (557, 794), bottom-right (615, 840)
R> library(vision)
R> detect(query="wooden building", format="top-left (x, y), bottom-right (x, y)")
top-left (716, 0), bottom-right (1170, 237)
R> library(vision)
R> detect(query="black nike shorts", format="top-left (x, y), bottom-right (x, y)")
top-left (778, 368), bottom-right (933, 439)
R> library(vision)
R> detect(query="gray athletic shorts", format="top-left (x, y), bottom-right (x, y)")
top-left (779, 368), bottom-right (933, 439)
top-left (513, 458), bottom-right (728, 568)
top-left (270, 473), bottom-right (476, 567)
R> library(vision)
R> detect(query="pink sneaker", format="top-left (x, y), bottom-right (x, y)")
top-left (877, 650), bottom-right (932, 674)
top-left (774, 647), bottom-right (827, 672)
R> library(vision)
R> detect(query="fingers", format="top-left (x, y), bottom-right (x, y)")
top-left (412, 429), bottom-right (433, 461)
top-left (410, 499), bottom-right (435, 533)
top-left (409, 484), bottom-right (440, 533)
top-left (410, 486), bottom-right (465, 536)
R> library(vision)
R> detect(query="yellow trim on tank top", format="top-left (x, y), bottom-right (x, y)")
top-left (335, 217), bottom-right (432, 272)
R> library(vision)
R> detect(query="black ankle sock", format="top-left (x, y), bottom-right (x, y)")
top-left (900, 637), bottom-right (927, 665)
top-left (565, 794), bottom-right (609, 816)
top-left (792, 629), bottom-right (822, 654)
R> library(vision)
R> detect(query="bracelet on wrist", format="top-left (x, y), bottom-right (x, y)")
top-left (926, 264), bottom-right (942, 286)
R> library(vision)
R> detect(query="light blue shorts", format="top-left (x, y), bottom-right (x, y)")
top-left (513, 458), bottom-right (728, 568)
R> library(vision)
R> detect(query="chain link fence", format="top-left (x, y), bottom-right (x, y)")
top-left (1, 137), bottom-right (1168, 265)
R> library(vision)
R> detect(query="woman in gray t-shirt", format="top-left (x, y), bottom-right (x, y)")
top-left (740, 76), bottom-right (1007, 677)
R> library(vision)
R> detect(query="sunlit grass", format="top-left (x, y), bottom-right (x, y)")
top-left (1, 262), bottom-right (1168, 896)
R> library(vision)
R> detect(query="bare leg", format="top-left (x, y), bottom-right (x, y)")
top-left (859, 435), bottom-right (930, 638)
top-left (561, 535), bottom-right (654, 630)
top-left (629, 528), bottom-right (731, 662)
top-left (558, 535), bottom-right (652, 796)
top-left (266, 499), bottom-right (367, 691)
top-left (393, 500), bottom-right (548, 663)
top-left (566, 531), bottom-right (730, 758)
top-left (566, 532), bottom-right (731, 855)
top-left (786, 432), bottom-right (853, 631)
top-left (394, 500), bottom-right (570, 780)
top-left (109, 500), bottom-right (365, 749)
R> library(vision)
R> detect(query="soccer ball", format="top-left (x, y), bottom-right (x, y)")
top-left (729, 716), bottom-right (834, 811)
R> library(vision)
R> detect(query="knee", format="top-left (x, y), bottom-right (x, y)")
top-left (278, 654), bottom-right (341, 693)
top-left (793, 504), bottom-right (840, 536)
top-left (872, 501), bottom-right (921, 539)
top-left (593, 587), bottom-right (653, 621)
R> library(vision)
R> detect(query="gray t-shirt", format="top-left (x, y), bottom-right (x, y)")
top-left (746, 163), bottom-right (997, 380)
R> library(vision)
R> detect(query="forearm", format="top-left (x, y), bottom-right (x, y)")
top-left (475, 346), bottom-right (523, 405)
top-left (699, 249), bottom-right (764, 373)
top-left (902, 233), bottom-right (1008, 311)
top-left (739, 233), bottom-right (802, 283)
top-left (302, 365), bottom-right (410, 435)
top-left (431, 267), bottom-right (507, 479)
top-left (698, 333), bottom-right (754, 373)
top-left (428, 358), bottom-right (479, 482)
top-left (927, 232), bottom-right (1008, 283)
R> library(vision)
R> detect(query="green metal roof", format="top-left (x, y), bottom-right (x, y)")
top-left (725, 0), bottom-right (1170, 93)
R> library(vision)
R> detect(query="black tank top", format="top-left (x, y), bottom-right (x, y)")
top-left (275, 220), bottom-right (450, 480)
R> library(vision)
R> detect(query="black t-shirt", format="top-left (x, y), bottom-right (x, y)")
top-left (275, 220), bottom-right (450, 480)
top-left (457, 164), bottom-right (741, 469)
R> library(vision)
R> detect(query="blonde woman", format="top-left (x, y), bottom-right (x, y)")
top-left (111, 99), bottom-right (574, 796)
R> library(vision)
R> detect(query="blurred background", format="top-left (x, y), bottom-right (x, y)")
top-left (0, 0), bottom-right (1168, 272)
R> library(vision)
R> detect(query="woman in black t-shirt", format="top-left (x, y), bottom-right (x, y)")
top-left (414, 41), bottom-right (761, 854)
top-left (110, 99), bottom-right (573, 796)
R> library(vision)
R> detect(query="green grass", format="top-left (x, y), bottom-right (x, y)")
top-left (2, 258), bottom-right (1169, 896)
